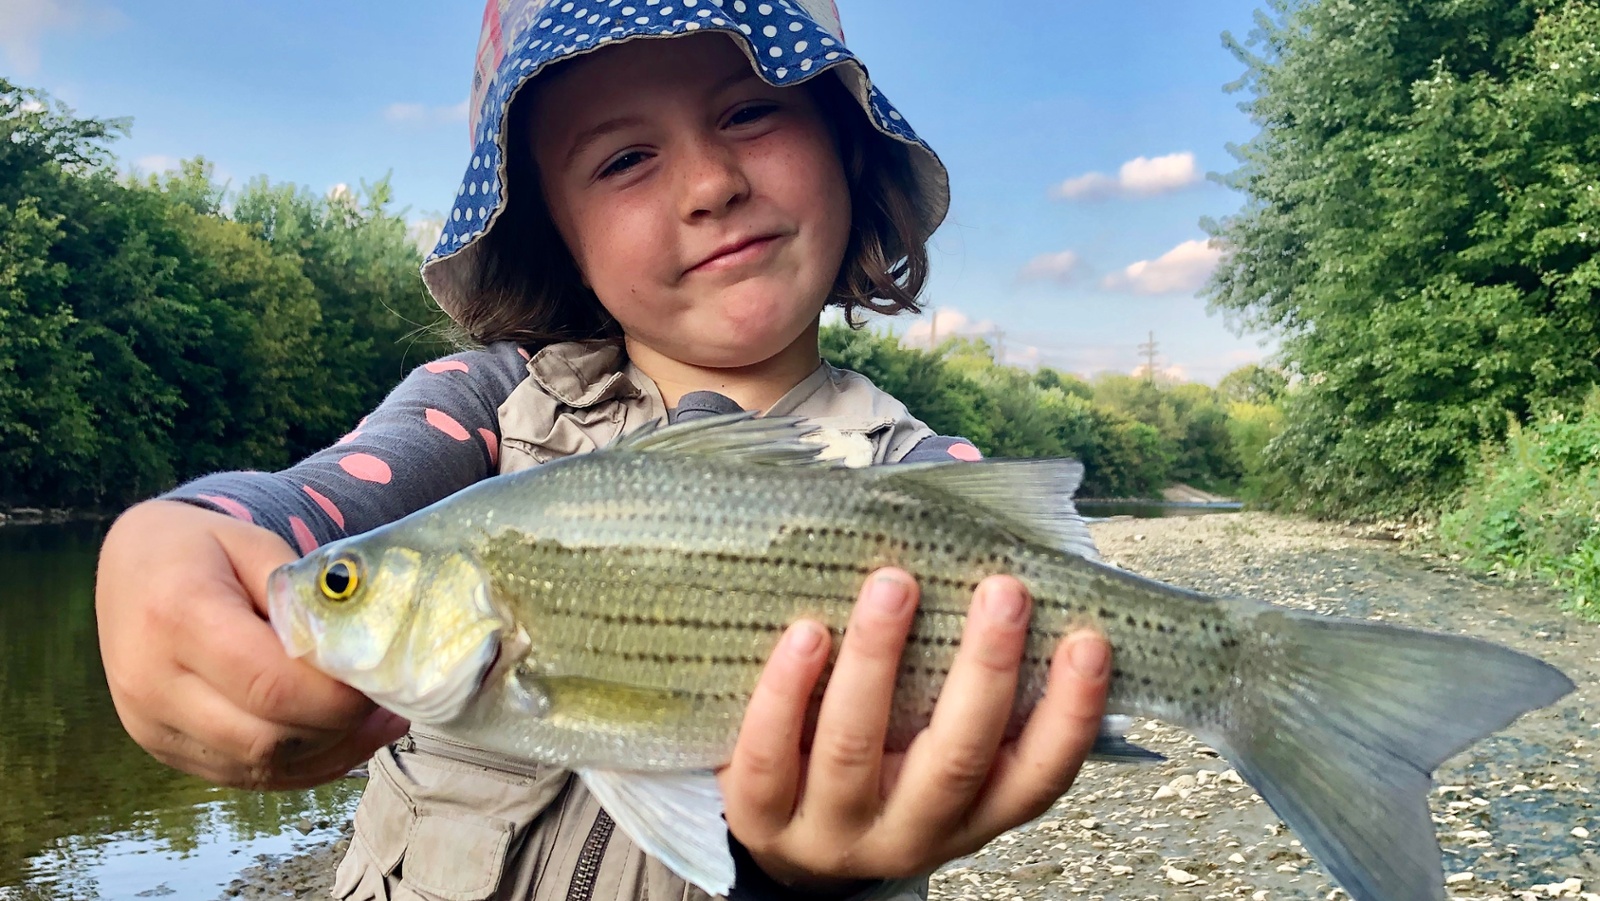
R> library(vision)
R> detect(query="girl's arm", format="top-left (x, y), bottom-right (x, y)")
top-left (97, 342), bottom-right (531, 790)
top-left (161, 342), bottom-right (531, 551)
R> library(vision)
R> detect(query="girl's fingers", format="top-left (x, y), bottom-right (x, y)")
top-left (801, 569), bottom-right (919, 827)
top-left (879, 576), bottom-right (1030, 847)
top-left (267, 707), bottom-right (412, 791)
top-left (721, 620), bottom-right (832, 840)
top-left (966, 630), bottom-right (1110, 837)
top-left (148, 671), bottom-right (349, 789)
top-left (175, 576), bottom-right (381, 731)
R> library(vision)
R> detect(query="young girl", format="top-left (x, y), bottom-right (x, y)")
top-left (95, 2), bottom-right (1114, 898)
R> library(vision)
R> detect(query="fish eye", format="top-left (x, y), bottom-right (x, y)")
top-left (320, 557), bottom-right (360, 602)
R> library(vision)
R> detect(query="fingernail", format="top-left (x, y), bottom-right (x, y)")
top-left (1067, 634), bottom-right (1110, 679)
top-left (867, 573), bottom-right (913, 616)
top-left (786, 621), bottom-right (825, 656)
top-left (982, 581), bottom-right (1027, 626)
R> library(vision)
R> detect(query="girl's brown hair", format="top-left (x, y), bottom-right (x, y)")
top-left (456, 66), bottom-right (932, 346)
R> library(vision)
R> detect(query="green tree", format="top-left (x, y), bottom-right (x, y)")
top-left (1216, 362), bottom-right (1288, 404)
top-left (1207, 0), bottom-right (1600, 517)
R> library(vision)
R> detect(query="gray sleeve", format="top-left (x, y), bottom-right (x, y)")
top-left (160, 341), bottom-right (532, 554)
top-left (896, 434), bottom-right (983, 463)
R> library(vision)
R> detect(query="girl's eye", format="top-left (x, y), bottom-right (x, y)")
top-left (600, 150), bottom-right (648, 178)
top-left (320, 557), bottom-right (360, 602)
top-left (727, 104), bottom-right (778, 127)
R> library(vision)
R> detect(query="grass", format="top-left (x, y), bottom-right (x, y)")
top-left (1438, 389), bottom-right (1600, 620)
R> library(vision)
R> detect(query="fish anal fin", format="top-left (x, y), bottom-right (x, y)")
top-left (580, 768), bottom-right (734, 896)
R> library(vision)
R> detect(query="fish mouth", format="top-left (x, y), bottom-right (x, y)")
top-left (267, 566), bottom-right (318, 660)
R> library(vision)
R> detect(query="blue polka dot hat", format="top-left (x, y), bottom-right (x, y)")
top-left (420, 0), bottom-right (951, 325)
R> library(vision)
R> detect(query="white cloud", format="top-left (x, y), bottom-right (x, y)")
top-left (1019, 250), bottom-right (1082, 284)
top-left (903, 307), bottom-right (998, 349)
top-left (1051, 152), bottom-right (1203, 202)
top-left (1132, 362), bottom-right (1189, 382)
top-left (384, 99), bottom-right (469, 128)
top-left (1101, 239), bottom-right (1222, 296)
top-left (407, 215), bottom-right (445, 255)
top-left (0, 0), bottom-right (124, 75)
top-left (132, 154), bottom-right (180, 173)
top-left (19, 98), bottom-right (45, 113)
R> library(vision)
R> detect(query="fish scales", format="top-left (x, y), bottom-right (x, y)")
top-left (270, 414), bottom-right (1574, 901)
top-left (463, 450), bottom-right (1246, 757)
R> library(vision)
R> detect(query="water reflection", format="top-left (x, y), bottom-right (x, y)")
top-left (0, 522), bottom-right (359, 900)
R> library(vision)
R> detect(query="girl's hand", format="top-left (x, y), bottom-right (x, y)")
top-left (95, 500), bottom-right (410, 790)
top-left (719, 568), bottom-right (1111, 888)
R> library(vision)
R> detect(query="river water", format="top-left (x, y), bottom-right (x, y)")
top-left (0, 522), bottom-right (361, 901)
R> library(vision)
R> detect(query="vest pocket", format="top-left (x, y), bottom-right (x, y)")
top-left (332, 742), bottom-right (566, 901)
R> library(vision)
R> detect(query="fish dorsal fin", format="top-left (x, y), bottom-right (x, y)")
top-left (609, 412), bottom-right (837, 468)
top-left (871, 458), bottom-right (1102, 561)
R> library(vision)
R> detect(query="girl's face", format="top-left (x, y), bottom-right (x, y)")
top-left (531, 33), bottom-right (852, 371)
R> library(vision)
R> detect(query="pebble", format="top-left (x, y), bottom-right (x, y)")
top-left (1163, 866), bottom-right (1199, 884)
top-left (1575, 826), bottom-right (1591, 839)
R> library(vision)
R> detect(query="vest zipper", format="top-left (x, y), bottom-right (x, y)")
top-left (567, 809), bottom-right (616, 901)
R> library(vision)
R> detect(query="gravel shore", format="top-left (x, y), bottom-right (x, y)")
top-left (220, 513), bottom-right (1597, 901)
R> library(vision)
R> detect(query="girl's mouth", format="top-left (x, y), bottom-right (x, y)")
top-left (688, 235), bottom-right (781, 274)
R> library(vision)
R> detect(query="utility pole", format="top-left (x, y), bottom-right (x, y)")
top-left (990, 328), bottom-right (1005, 364)
top-left (1138, 331), bottom-right (1159, 382)
top-left (927, 310), bottom-right (938, 348)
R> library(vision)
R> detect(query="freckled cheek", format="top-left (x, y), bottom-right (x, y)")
top-left (574, 203), bottom-right (679, 297)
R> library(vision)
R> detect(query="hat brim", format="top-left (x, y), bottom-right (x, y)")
top-left (422, 11), bottom-right (949, 329)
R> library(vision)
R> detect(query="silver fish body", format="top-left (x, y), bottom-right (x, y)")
top-left (269, 415), bottom-right (1573, 901)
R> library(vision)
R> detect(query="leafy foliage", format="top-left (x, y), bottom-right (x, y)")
top-left (1439, 389), bottom-right (1600, 617)
top-left (1207, 0), bottom-right (1600, 518)
top-left (0, 79), bottom-right (450, 508)
top-left (821, 326), bottom-right (1269, 499)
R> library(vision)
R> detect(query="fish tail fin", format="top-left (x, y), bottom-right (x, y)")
top-left (1204, 607), bottom-right (1572, 901)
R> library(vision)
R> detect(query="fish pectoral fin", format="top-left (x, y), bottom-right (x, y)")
top-left (580, 768), bottom-right (734, 896)
top-left (530, 676), bottom-right (700, 728)
top-left (869, 459), bottom-right (1101, 561)
top-left (1090, 714), bottom-right (1165, 763)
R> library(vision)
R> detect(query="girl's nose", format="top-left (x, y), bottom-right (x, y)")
top-left (677, 137), bottom-right (751, 220)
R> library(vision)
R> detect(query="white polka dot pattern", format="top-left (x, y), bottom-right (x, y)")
top-left (424, 0), bottom-right (940, 266)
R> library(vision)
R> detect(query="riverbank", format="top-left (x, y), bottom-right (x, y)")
top-left (218, 513), bottom-right (1597, 901)
top-left (0, 507), bottom-right (104, 527)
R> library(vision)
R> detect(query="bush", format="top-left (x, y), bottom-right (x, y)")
top-left (1439, 389), bottom-right (1600, 618)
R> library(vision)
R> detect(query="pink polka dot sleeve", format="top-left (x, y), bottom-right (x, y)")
top-left (159, 342), bottom-right (531, 555)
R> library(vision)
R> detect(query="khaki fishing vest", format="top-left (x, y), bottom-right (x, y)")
top-left (332, 341), bottom-right (936, 901)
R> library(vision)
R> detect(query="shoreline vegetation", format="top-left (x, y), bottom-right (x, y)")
top-left (6, 0), bottom-right (1600, 609)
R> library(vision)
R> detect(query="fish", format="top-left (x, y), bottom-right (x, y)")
top-left (267, 413), bottom-right (1574, 901)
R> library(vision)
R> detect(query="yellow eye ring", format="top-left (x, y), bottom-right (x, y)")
top-left (320, 557), bottom-right (360, 602)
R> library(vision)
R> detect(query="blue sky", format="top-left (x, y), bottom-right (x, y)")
top-left (3, 0), bottom-right (1277, 383)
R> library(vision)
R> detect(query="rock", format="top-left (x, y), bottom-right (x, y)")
top-left (1575, 826), bottom-right (1591, 839)
top-left (1162, 866), bottom-right (1198, 885)
top-left (1446, 872), bottom-right (1475, 884)
top-left (1154, 774), bottom-right (1198, 801)
top-left (294, 817), bottom-right (315, 836)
